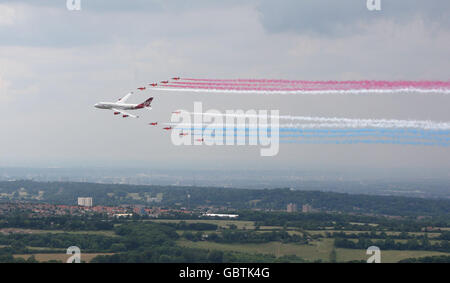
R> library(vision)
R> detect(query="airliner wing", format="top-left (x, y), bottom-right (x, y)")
top-left (111, 108), bottom-right (139, 118)
top-left (117, 92), bottom-right (134, 103)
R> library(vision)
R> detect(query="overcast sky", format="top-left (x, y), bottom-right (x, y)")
top-left (0, 0), bottom-right (449, 178)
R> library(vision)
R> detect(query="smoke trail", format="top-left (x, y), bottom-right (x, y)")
top-left (156, 78), bottom-right (450, 94)
top-left (197, 134), bottom-right (450, 146)
top-left (277, 133), bottom-right (450, 141)
top-left (179, 112), bottom-right (450, 130)
top-left (154, 86), bottom-right (450, 95)
top-left (187, 130), bottom-right (450, 142)
top-left (177, 124), bottom-right (450, 146)
top-left (180, 78), bottom-right (450, 88)
top-left (176, 126), bottom-right (450, 140)
top-left (196, 135), bottom-right (450, 146)
top-left (169, 82), bottom-right (450, 91)
top-left (171, 124), bottom-right (450, 135)
top-left (168, 123), bottom-right (450, 135)
top-left (199, 138), bottom-right (449, 146)
top-left (279, 139), bottom-right (450, 147)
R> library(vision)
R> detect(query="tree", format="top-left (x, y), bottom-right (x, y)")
top-left (208, 250), bottom-right (224, 263)
top-left (329, 248), bottom-right (337, 263)
top-left (110, 243), bottom-right (127, 252)
top-left (26, 255), bottom-right (38, 263)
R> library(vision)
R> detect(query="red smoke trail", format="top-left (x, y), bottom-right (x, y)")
top-left (160, 79), bottom-right (450, 93)
top-left (170, 81), bottom-right (299, 87)
top-left (182, 78), bottom-right (450, 87)
top-left (163, 84), bottom-right (341, 91)
top-left (163, 84), bottom-right (450, 92)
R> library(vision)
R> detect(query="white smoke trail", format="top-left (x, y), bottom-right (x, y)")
top-left (167, 122), bottom-right (450, 130)
top-left (181, 113), bottom-right (450, 130)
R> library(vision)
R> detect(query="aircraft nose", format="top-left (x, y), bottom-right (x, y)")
top-left (94, 103), bottom-right (100, 108)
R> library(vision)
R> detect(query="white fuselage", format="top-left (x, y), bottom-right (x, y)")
top-left (94, 102), bottom-right (138, 110)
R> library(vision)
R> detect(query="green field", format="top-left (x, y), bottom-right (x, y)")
top-left (13, 253), bottom-right (114, 263)
top-left (176, 238), bottom-right (450, 263)
top-left (3, 219), bottom-right (449, 263)
top-left (148, 219), bottom-right (255, 229)
top-left (0, 228), bottom-right (116, 237)
top-left (306, 230), bottom-right (442, 238)
top-left (177, 238), bottom-right (338, 261)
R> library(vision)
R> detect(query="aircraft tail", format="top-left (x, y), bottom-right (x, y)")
top-left (136, 97), bottom-right (154, 109)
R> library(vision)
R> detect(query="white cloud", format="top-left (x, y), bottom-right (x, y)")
top-left (0, 4), bottom-right (16, 26)
top-left (0, 75), bottom-right (11, 101)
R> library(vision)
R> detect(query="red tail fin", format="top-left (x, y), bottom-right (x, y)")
top-left (135, 97), bottom-right (153, 109)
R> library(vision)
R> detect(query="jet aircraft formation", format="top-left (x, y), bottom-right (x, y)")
top-left (94, 77), bottom-right (184, 134)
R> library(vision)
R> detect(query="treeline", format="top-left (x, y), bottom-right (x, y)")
top-left (162, 221), bottom-right (218, 231)
top-left (183, 230), bottom-right (307, 244)
top-left (91, 222), bottom-right (306, 263)
top-left (238, 210), bottom-right (446, 232)
top-left (0, 233), bottom-right (121, 253)
top-left (91, 246), bottom-right (306, 263)
top-left (0, 221), bottom-right (307, 263)
top-left (0, 252), bottom-right (38, 263)
top-left (0, 214), bottom-right (114, 231)
top-left (1, 181), bottom-right (450, 218)
top-left (334, 237), bottom-right (450, 253)
top-left (398, 255), bottom-right (450, 263)
top-left (329, 231), bottom-right (450, 241)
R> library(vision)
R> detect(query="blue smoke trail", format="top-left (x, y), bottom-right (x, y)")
top-left (198, 137), bottom-right (450, 146)
top-left (280, 139), bottom-right (450, 146)
top-left (180, 126), bottom-right (450, 146)
top-left (190, 132), bottom-right (450, 141)
top-left (181, 128), bottom-right (450, 142)
top-left (176, 127), bottom-right (450, 136)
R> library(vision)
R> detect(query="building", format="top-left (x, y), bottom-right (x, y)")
top-left (202, 213), bottom-right (239, 218)
top-left (114, 213), bottom-right (133, 218)
top-left (133, 205), bottom-right (146, 215)
top-left (77, 197), bottom-right (93, 207)
top-left (302, 204), bottom-right (313, 213)
top-left (287, 203), bottom-right (297, 212)
top-left (146, 193), bottom-right (163, 203)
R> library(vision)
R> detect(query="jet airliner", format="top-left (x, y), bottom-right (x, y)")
top-left (94, 92), bottom-right (153, 118)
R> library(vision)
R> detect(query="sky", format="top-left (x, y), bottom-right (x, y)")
top-left (0, 0), bottom-right (449, 178)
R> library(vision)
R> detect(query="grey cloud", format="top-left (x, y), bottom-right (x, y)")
top-left (256, 0), bottom-right (450, 35)
top-left (0, 0), bottom-right (242, 13)
top-left (0, 1), bottom-right (251, 47)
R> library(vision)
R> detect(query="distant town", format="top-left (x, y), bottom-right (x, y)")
top-left (0, 197), bottom-right (317, 219)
